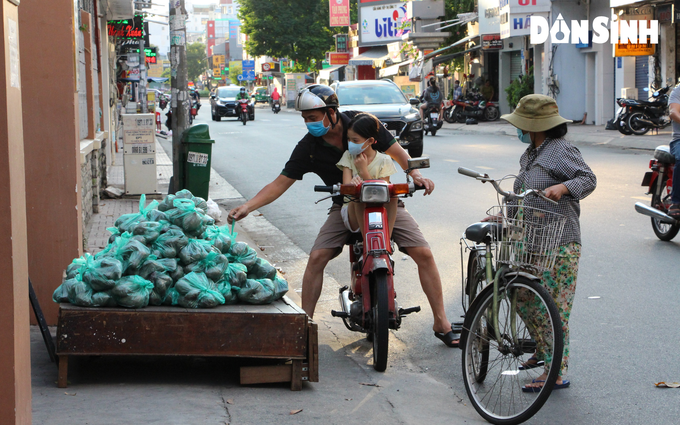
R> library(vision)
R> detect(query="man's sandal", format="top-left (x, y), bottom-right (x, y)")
top-left (668, 203), bottom-right (680, 219)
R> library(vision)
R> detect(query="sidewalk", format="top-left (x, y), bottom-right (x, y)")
top-left (438, 118), bottom-right (671, 151)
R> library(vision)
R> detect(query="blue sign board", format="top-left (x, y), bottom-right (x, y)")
top-left (242, 60), bottom-right (255, 81)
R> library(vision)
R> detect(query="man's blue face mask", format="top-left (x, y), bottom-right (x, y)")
top-left (517, 128), bottom-right (532, 144)
top-left (306, 113), bottom-right (331, 137)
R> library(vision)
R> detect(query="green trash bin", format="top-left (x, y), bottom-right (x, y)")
top-left (181, 124), bottom-right (215, 200)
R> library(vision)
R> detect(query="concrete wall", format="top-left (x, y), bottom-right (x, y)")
top-left (660, 22), bottom-right (675, 87)
top-left (0, 2), bottom-right (32, 422)
top-left (615, 56), bottom-right (636, 99)
top-left (498, 36), bottom-right (522, 115)
top-left (20, 0), bottom-right (83, 325)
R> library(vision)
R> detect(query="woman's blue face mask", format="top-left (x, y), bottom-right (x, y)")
top-left (517, 128), bottom-right (532, 144)
top-left (306, 113), bottom-right (331, 137)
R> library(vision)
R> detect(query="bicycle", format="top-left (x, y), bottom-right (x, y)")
top-left (457, 167), bottom-right (566, 425)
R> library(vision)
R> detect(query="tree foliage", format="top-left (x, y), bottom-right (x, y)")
top-left (440, 0), bottom-right (476, 70)
top-left (229, 63), bottom-right (242, 85)
top-left (505, 67), bottom-right (534, 109)
top-left (238, 0), bottom-right (339, 71)
top-left (186, 42), bottom-right (207, 82)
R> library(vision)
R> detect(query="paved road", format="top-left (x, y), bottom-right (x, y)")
top-left (156, 104), bottom-right (680, 424)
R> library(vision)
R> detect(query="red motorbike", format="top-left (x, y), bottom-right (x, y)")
top-left (314, 157), bottom-right (429, 371)
top-left (445, 88), bottom-right (500, 123)
top-left (238, 98), bottom-right (249, 125)
top-left (635, 145), bottom-right (680, 240)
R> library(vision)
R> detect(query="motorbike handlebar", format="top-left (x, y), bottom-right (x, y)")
top-left (314, 185), bottom-right (334, 193)
top-left (414, 184), bottom-right (426, 191)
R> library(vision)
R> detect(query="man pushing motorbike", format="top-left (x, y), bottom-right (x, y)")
top-left (228, 84), bottom-right (459, 347)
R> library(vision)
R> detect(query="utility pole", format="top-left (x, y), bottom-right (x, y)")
top-left (139, 39), bottom-right (147, 113)
top-left (169, 0), bottom-right (188, 193)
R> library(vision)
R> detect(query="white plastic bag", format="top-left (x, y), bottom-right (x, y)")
top-left (206, 198), bottom-right (222, 223)
top-left (409, 60), bottom-right (423, 82)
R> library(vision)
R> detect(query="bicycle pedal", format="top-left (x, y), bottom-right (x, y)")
top-left (398, 306), bottom-right (421, 316)
top-left (331, 310), bottom-right (349, 318)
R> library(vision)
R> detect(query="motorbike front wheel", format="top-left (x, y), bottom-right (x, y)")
top-left (241, 111), bottom-right (247, 126)
top-left (371, 269), bottom-right (389, 372)
top-left (627, 112), bottom-right (651, 135)
top-left (455, 108), bottom-right (467, 123)
top-left (651, 190), bottom-right (680, 241)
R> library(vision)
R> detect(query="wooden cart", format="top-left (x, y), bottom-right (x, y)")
top-left (55, 296), bottom-right (318, 390)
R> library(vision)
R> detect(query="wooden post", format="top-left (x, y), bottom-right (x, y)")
top-left (57, 357), bottom-right (68, 388)
top-left (169, 0), bottom-right (188, 191)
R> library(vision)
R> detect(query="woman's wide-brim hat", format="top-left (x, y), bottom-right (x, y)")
top-left (500, 94), bottom-right (571, 132)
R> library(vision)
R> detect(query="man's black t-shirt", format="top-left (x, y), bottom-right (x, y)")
top-left (281, 110), bottom-right (397, 205)
top-left (422, 86), bottom-right (442, 104)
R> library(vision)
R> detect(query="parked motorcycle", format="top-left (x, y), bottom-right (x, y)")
top-left (445, 88), bottom-right (500, 123)
top-left (272, 99), bottom-right (281, 114)
top-left (614, 98), bottom-right (634, 135)
top-left (624, 86), bottom-right (672, 136)
top-left (314, 158), bottom-right (429, 371)
top-left (634, 145), bottom-right (679, 241)
top-left (238, 98), bottom-right (249, 125)
top-left (422, 102), bottom-right (443, 136)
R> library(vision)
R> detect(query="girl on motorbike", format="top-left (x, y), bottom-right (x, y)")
top-left (336, 113), bottom-right (397, 237)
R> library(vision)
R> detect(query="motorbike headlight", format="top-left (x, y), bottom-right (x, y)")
top-left (411, 121), bottom-right (423, 131)
top-left (360, 182), bottom-right (390, 203)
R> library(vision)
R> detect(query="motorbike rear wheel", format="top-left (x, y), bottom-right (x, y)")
top-left (484, 106), bottom-right (500, 121)
top-left (651, 190), bottom-right (680, 241)
top-left (444, 107), bottom-right (457, 124)
top-left (627, 112), bottom-right (651, 135)
top-left (371, 269), bottom-right (389, 372)
top-left (617, 116), bottom-right (633, 135)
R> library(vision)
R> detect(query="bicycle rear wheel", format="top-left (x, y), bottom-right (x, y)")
top-left (461, 276), bottom-right (563, 425)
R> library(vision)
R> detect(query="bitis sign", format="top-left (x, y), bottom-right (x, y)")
top-left (359, 2), bottom-right (410, 46)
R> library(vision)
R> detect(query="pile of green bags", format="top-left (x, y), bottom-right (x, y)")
top-left (53, 190), bottom-right (288, 309)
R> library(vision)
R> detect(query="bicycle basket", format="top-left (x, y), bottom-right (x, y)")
top-left (486, 205), bottom-right (567, 273)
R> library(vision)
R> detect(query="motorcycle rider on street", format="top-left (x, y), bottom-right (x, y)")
top-left (666, 85), bottom-right (680, 218)
top-left (419, 77), bottom-right (442, 120)
top-left (227, 84), bottom-right (460, 347)
top-left (236, 87), bottom-right (251, 120)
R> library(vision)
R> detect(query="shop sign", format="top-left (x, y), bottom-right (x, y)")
top-left (479, 0), bottom-right (502, 36)
top-left (614, 41), bottom-right (655, 57)
top-left (359, 2), bottom-right (411, 46)
top-left (330, 0), bottom-right (350, 27)
top-left (482, 34), bottom-right (503, 49)
top-left (213, 55), bottom-right (225, 65)
top-left (108, 15), bottom-right (146, 39)
top-left (657, 4), bottom-right (672, 24)
top-left (499, 0), bottom-right (550, 39)
top-left (329, 52), bottom-right (351, 65)
top-left (335, 34), bottom-right (349, 53)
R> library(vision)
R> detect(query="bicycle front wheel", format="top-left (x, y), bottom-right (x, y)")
top-left (461, 276), bottom-right (563, 425)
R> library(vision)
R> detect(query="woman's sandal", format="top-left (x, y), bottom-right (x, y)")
top-left (518, 356), bottom-right (544, 370)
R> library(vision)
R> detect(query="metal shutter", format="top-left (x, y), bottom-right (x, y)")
top-left (635, 56), bottom-right (649, 100)
top-left (510, 51), bottom-right (522, 82)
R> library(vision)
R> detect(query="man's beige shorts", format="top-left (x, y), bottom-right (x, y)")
top-left (310, 203), bottom-right (430, 253)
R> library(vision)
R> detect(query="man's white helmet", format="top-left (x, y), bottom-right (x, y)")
top-left (295, 84), bottom-right (339, 111)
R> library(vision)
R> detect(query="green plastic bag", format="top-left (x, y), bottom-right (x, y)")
top-left (53, 277), bottom-right (79, 303)
top-left (162, 286), bottom-right (180, 306)
top-left (148, 271), bottom-right (174, 306)
top-left (137, 255), bottom-right (165, 280)
top-left (203, 225), bottom-right (233, 254)
top-left (238, 278), bottom-right (276, 305)
top-left (272, 275), bottom-right (289, 301)
top-left (223, 263), bottom-right (247, 288)
top-left (80, 254), bottom-right (123, 292)
top-left (132, 221), bottom-right (167, 244)
top-left (67, 279), bottom-right (96, 307)
top-left (103, 232), bottom-right (151, 273)
top-left (166, 198), bottom-right (210, 234)
top-left (247, 257), bottom-right (277, 280)
top-left (158, 194), bottom-right (176, 212)
top-left (111, 275), bottom-right (154, 308)
top-left (184, 251), bottom-right (229, 282)
top-left (216, 279), bottom-right (238, 304)
top-left (65, 256), bottom-right (88, 279)
top-left (151, 226), bottom-right (188, 258)
top-left (174, 272), bottom-right (225, 309)
top-left (178, 238), bottom-right (215, 265)
top-left (114, 194), bottom-right (160, 233)
top-left (92, 290), bottom-right (117, 307)
top-left (227, 241), bottom-right (258, 270)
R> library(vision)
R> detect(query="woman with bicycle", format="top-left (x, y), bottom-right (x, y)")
top-left (500, 94), bottom-right (597, 391)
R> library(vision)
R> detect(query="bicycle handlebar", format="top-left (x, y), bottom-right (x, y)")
top-left (458, 167), bottom-right (559, 205)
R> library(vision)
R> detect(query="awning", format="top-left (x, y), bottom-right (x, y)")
top-left (424, 34), bottom-right (480, 61)
top-left (433, 46), bottom-right (482, 66)
top-left (348, 47), bottom-right (390, 67)
top-left (103, 0), bottom-right (135, 20)
top-left (319, 65), bottom-right (345, 80)
top-left (379, 59), bottom-right (414, 78)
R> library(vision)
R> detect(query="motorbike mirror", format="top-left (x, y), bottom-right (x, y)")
top-left (409, 98), bottom-right (420, 106)
top-left (407, 157), bottom-right (430, 170)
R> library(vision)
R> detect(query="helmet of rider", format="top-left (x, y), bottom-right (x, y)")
top-left (240, 87), bottom-right (246, 92)
top-left (294, 84), bottom-right (339, 112)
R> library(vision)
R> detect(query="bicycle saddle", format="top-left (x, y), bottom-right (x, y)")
top-left (465, 222), bottom-right (501, 243)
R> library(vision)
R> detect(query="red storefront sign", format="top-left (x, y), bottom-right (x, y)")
top-left (329, 52), bottom-right (350, 65)
top-left (330, 0), bottom-right (350, 27)
top-left (207, 20), bottom-right (215, 39)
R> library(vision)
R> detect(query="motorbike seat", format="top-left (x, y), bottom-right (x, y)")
top-left (654, 145), bottom-right (676, 164)
top-left (465, 222), bottom-right (501, 244)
